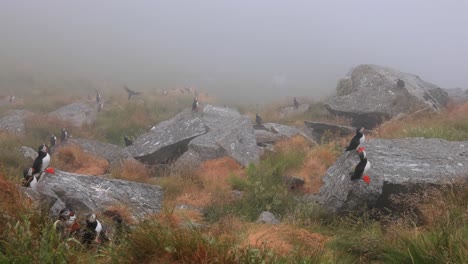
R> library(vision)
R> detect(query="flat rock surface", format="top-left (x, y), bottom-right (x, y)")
top-left (317, 138), bottom-right (468, 213)
top-left (48, 102), bottom-right (97, 127)
top-left (22, 170), bottom-right (163, 219)
top-left (304, 121), bottom-right (356, 143)
top-left (0, 110), bottom-right (30, 135)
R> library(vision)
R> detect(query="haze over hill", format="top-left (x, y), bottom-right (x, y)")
top-left (1, 0), bottom-right (467, 103)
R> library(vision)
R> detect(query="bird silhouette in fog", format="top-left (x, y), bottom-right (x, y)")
top-left (124, 86), bottom-right (141, 100)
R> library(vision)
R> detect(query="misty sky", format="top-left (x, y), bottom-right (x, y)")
top-left (1, 0), bottom-right (467, 103)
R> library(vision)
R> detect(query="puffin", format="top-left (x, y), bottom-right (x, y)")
top-left (83, 213), bottom-right (105, 244)
top-left (54, 208), bottom-right (80, 238)
top-left (192, 98), bottom-right (199, 112)
top-left (98, 102), bottom-right (104, 112)
top-left (351, 147), bottom-right (371, 181)
top-left (61, 128), bottom-right (68, 143)
top-left (255, 113), bottom-right (262, 125)
top-left (50, 134), bottom-right (57, 147)
top-left (124, 85), bottom-right (141, 100)
top-left (23, 144), bottom-right (51, 188)
top-left (96, 89), bottom-right (102, 104)
top-left (293, 97), bottom-right (299, 109)
top-left (344, 127), bottom-right (365, 151)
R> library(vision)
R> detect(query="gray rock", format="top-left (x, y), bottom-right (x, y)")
top-left (48, 102), bottom-right (97, 127)
top-left (124, 109), bottom-right (208, 165)
top-left (317, 138), bottom-right (468, 213)
top-left (175, 105), bottom-right (260, 167)
top-left (278, 104), bottom-right (310, 119)
top-left (22, 169), bottom-right (163, 220)
top-left (254, 129), bottom-right (283, 145)
top-left (256, 211), bottom-right (280, 225)
top-left (444, 87), bottom-right (468, 103)
top-left (0, 110), bottom-right (29, 135)
top-left (304, 121), bottom-right (355, 143)
top-left (325, 64), bottom-right (448, 128)
top-left (21, 146), bottom-right (37, 162)
top-left (66, 138), bottom-right (126, 165)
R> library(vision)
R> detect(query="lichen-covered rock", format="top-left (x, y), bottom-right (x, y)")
top-left (49, 102), bottom-right (97, 127)
top-left (256, 211), bottom-right (280, 225)
top-left (124, 109), bottom-right (208, 165)
top-left (317, 138), bottom-right (468, 213)
top-left (174, 105), bottom-right (260, 168)
top-left (325, 64), bottom-right (448, 128)
top-left (0, 110), bottom-right (29, 135)
top-left (22, 170), bottom-right (163, 220)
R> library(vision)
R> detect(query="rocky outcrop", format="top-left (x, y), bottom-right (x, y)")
top-left (0, 110), bottom-right (29, 135)
top-left (175, 105), bottom-right (260, 168)
top-left (255, 122), bottom-right (316, 146)
top-left (278, 104), bottom-right (310, 119)
top-left (66, 138), bottom-right (129, 165)
top-left (317, 138), bottom-right (468, 213)
top-left (444, 88), bottom-right (468, 103)
top-left (48, 102), bottom-right (97, 127)
top-left (22, 170), bottom-right (163, 220)
top-left (124, 109), bottom-right (208, 165)
top-left (304, 121), bottom-right (356, 143)
top-left (325, 64), bottom-right (448, 128)
top-left (21, 146), bottom-right (37, 162)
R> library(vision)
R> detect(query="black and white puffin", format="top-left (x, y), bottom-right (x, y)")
top-left (96, 89), bottom-right (102, 104)
top-left (98, 102), bottom-right (104, 112)
top-left (50, 134), bottom-right (57, 147)
top-left (255, 113), bottom-right (262, 125)
top-left (61, 128), bottom-right (68, 143)
top-left (192, 98), bottom-right (199, 112)
top-left (83, 213), bottom-right (104, 244)
top-left (23, 144), bottom-right (50, 188)
top-left (344, 127), bottom-right (365, 151)
top-left (54, 208), bottom-right (80, 237)
top-left (351, 147), bottom-right (370, 180)
top-left (293, 97), bottom-right (299, 109)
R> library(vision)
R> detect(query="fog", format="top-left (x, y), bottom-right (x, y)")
top-left (1, 0), bottom-right (467, 103)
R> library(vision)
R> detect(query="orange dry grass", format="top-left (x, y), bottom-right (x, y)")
top-left (175, 157), bottom-right (245, 208)
top-left (244, 224), bottom-right (328, 255)
top-left (274, 135), bottom-right (313, 153)
top-left (54, 145), bottom-right (109, 175)
top-left (114, 159), bottom-right (152, 183)
top-left (0, 174), bottom-right (32, 220)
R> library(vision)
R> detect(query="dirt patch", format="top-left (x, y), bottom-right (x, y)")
top-left (244, 224), bottom-right (328, 255)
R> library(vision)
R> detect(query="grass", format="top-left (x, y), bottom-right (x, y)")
top-left (1, 90), bottom-right (468, 263)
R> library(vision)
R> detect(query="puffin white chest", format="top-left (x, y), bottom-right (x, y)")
top-left (359, 134), bottom-right (366, 144)
top-left (364, 160), bottom-right (371, 174)
top-left (95, 220), bottom-right (103, 233)
top-left (41, 154), bottom-right (50, 172)
top-left (29, 176), bottom-right (38, 190)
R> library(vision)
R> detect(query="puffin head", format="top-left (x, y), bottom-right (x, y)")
top-left (38, 144), bottom-right (48, 153)
top-left (58, 208), bottom-right (71, 221)
top-left (86, 213), bottom-right (97, 223)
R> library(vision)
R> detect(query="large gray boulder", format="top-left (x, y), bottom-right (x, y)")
top-left (22, 170), bottom-right (163, 219)
top-left (0, 110), bottom-right (29, 135)
top-left (304, 121), bottom-right (356, 143)
top-left (317, 138), bottom-right (468, 213)
top-left (176, 105), bottom-right (260, 167)
top-left (325, 64), bottom-right (448, 128)
top-left (124, 109), bottom-right (207, 165)
top-left (48, 102), bottom-right (97, 127)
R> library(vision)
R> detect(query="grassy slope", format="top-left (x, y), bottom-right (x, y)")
top-left (0, 89), bottom-right (467, 263)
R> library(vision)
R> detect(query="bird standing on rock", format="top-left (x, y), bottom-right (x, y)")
top-left (61, 128), bottom-right (68, 143)
top-left (23, 144), bottom-right (51, 189)
top-left (192, 98), bottom-right (199, 112)
top-left (351, 147), bottom-right (371, 182)
top-left (344, 127), bottom-right (365, 151)
top-left (255, 113), bottom-right (262, 125)
top-left (83, 213), bottom-right (109, 245)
